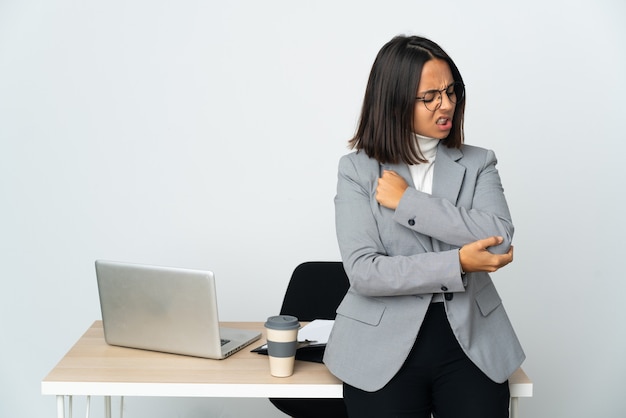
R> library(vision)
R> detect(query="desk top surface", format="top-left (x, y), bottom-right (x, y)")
top-left (42, 321), bottom-right (532, 398)
top-left (42, 321), bottom-right (343, 397)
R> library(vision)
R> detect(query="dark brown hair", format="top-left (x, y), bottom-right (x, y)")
top-left (349, 36), bottom-right (465, 164)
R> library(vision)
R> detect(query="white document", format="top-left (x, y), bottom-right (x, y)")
top-left (297, 319), bottom-right (334, 346)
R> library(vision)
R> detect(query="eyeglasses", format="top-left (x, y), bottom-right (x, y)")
top-left (415, 82), bottom-right (465, 112)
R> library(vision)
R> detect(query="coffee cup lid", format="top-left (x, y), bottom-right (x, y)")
top-left (265, 315), bottom-right (300, 330)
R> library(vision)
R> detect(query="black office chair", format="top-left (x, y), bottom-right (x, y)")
top-left (269, 261), bottom-right (350, 418)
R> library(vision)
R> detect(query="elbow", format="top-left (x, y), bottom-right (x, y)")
top-left (342, 254), bottom-right (390, 297)
top-left (491, 220), bottom-right (514, 254)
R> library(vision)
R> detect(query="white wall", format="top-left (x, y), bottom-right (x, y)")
top-left (1, 1), bottom-right (624, 417)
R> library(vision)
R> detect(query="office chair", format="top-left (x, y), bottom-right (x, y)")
top-left (269, 261), bottom-right (350, 418)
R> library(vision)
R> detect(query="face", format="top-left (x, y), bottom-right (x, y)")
top-left (412, 58), bottom-right (456, 139)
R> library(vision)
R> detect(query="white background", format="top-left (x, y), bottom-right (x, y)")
top-left (1, 1), bottom-right (624, 417)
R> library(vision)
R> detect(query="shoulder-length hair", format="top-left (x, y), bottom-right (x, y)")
top-left (349, 36), bottom-right (465, 165)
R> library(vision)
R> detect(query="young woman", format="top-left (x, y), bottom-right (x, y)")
top-left (323, 35), bottom-right (525, 418)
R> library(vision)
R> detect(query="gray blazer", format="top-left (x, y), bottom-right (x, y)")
top-left (323, 142), bottom-right (525, 392)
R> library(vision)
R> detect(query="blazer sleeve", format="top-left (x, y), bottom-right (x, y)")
top-left (335, 154), bottom-right (465, 297)
top-left (393, 148), bottom-right (514, 254)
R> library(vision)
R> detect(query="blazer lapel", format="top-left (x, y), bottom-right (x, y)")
top-left (431, 144), bottom-right (465, 252)
top-left (379, 162), bottom-right (413, 187)
top-left (432, 143), bottom-right (465, 206)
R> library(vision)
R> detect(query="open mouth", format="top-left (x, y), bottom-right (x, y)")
top-left (435, 117), bottom-right (452, 130)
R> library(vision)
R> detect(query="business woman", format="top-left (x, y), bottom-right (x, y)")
top-left (323, 36), bottom-right (525, 418)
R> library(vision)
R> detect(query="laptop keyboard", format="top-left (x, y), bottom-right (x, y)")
top-left (220, 338), bottom-right (231, 346)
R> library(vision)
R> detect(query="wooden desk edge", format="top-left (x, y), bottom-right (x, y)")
top-left (42, 321), bottom-right (533, 399)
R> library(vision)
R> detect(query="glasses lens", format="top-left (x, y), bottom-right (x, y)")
top-left (422, 91), bottom-right (437, 111)
top-left (419, 83), bottom-right (464, 111)
top-left (448, 83), bottom-right (464, 104)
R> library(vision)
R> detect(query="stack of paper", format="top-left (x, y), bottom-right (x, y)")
top-left (297, 319), bottom-right (334, 347)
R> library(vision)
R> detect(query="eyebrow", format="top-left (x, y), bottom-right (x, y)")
top-left (417, 82), bottom-right (455, 96)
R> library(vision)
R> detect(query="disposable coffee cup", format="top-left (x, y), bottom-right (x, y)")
top-left (264, 315), bottom-right (300, 377)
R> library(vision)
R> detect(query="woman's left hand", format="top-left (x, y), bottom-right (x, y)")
top-left (376, 170), bottom-right (409, 209)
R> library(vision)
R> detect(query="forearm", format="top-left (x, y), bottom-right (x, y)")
top-left (339, 246), bottom-right (465, 297)
top-left (336, 195), bottom-right (465, 297)
top-left (394, 187), bottom-right (514, 254)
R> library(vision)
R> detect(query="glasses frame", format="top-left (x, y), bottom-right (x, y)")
top-left (415, 82), bottom-right (465, 112)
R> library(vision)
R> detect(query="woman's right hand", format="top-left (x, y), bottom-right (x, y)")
top-left (376, 170), bottom-right (409, 210)
top-left (459, 236), bottom-right (513, 273)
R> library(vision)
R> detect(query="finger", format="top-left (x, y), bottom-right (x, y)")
top-left (490, 254), bottom-right (511, 271)
top-left (375, 186), bottom-right (383, 202)
top-left (498, 250), bottom-right (514, 268)
top-left (479, 236), bottom-right (503, 248)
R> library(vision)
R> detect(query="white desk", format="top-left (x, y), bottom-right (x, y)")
top-left (42, 321), bottom-right (532, 417)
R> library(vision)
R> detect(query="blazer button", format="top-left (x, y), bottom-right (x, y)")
top-left (408, 219), bottom-right (415, 226)
top-left (441, 286), bottom-right (448, 292)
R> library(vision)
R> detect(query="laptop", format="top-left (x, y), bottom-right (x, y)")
top-left (95, 260), bottom-right (261, 359)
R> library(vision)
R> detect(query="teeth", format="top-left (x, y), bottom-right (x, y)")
top-left (437, 118), bottom-right (447, 124)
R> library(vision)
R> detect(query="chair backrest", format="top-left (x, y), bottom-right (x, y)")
top-left (279, 261), bottom-right (350, 322)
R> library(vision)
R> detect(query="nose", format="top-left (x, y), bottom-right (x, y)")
top-left (439, 91), bottom-right (454, 110)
